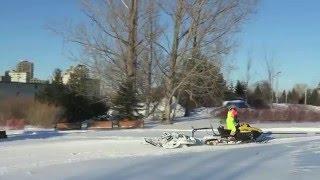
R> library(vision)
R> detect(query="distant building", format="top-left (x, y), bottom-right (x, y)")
top-left (1, 60), bottom-right (47, 84)
top-left (0, 82), bottom-right (47, 100)
top-left (8, 71), bottom-right (29, 83)
top-left (0, 71), bottom-right (11, 82)
top-left (62, 71), bottom-right (71, 85)
top-left (16, 60), bottom-right (34, 80)
top-left (30, 78), bottom-right (48, 84)
top-left (0, 76), bottom-right (7, 82)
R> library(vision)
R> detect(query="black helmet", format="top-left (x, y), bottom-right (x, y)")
top-left (228, 105), bottom-right (237, 111)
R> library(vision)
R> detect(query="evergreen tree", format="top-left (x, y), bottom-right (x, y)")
top-left (224, 83), bottom-right (236, 100)
top-left (234, 80), bottom-right (247, 99)
top-left (254, 85), bottom-right (263, 97)
top-left (287, 91), bottom-right (292, 103)
top-left (36, 69), bottom-right (64, 105)
top-left (112, 80), bottom-right (143, 120)
top-left (259, 81), bottom-right (272, 105)
top-left (247, 84), bottom-right (268, 108)
top-left (61, 91), bottom-right (107, 122)
top-left (68, 65), bottom-right (89, 95)
top-left (52, 68), bottom-right (63, 85)
top-left (308, 89), bottom-right (319, 106)
top-left (279, 90), bottom-right (286, 103)
top-left (272, 91), bottom-right (277, 103)
top-left (36, 69), bottom-right (108, 123)
top-left (178, 57), bottom-right (226, 116)
top-left (288, 89), bottom-right (300, 104)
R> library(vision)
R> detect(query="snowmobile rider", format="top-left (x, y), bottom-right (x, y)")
top-left (226, 105), bottom-right (239, 136)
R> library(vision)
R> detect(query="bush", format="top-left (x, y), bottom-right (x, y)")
top-left (0, 97), bottom-right (63, 128)
top-left (0, 97), bottom-right (31, 125)
top-left (26, 101), bottom-right (63, 128)
top-left (36, 84), bottom-right (108, 123)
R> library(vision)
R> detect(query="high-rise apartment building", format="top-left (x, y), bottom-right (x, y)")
top-left (16, 60), bottom-right (34, 80)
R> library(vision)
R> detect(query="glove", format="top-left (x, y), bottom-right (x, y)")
top-left (235, 118), bottom-right (239, 123)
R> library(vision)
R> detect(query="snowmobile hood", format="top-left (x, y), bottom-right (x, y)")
top-left (239, 123), bottom-right (262, 133)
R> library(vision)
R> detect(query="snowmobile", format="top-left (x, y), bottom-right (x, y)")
top-left (193, 123), bottom-right (265, 145)
top-left (145, 123), bottom-right (268, 149)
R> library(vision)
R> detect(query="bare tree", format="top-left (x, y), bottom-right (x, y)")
top-left (49, 0), bottom-right (142, 91)
top-left (293, 83), bottom-right (308, 104)
top-left (246, 53), bottom-right (253, 85)
top-left (265, 55), bottom-right (274, 99)
top-left (156, 0), bottom-right (257, 123)
top-left (265, 53), bottom-right (281, 106)
top-left (50, 0), bottom-right (257, 123)
top-left (127, 0), bottom-right (139, 82)
top-left (138, 0), bottom-right (163, 116)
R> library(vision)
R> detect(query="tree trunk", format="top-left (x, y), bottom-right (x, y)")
top-left (183, 3), bottom-right (201, 117)
top-left (146, 1), bottom-right (156, 116)
top-left (164, 96), bottom-right (172, 124)
top-left (127, 0), bottom-right (138, 82)
top-left (164, 0), bottom-right (184, 123)
top-left (184, 97), bottom-right (191, 117)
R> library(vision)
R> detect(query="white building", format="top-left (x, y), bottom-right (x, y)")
top-left (62, 72), bottom-right (71, 85)
top-left (8, 71), bottom-right (29, 83)
top-left (30, 78), bottom-right (48, 84)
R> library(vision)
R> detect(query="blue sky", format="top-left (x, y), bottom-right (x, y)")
top-left (231, 0), bottom-right (320, 90)
top-left (1, 0), bottom-right (320, 90)
top-left (0, 0), bottom-right (82, 80)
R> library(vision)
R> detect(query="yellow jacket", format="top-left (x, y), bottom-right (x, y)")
top-left (226, 109), bottom-right (238, 134)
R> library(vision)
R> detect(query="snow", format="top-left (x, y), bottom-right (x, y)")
top-left (1, 108), bottom-right (320, 179)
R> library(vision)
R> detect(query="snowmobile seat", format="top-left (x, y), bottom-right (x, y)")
top-left (217, 126), bottom-right (231, 138)
top-left (217, 125), bottom-right (261, 142)
top-left (217, 126), bottom-right (250, 142)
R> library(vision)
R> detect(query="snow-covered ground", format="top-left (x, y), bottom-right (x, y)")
top-left (1, 109), bottom-right (320, 180)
